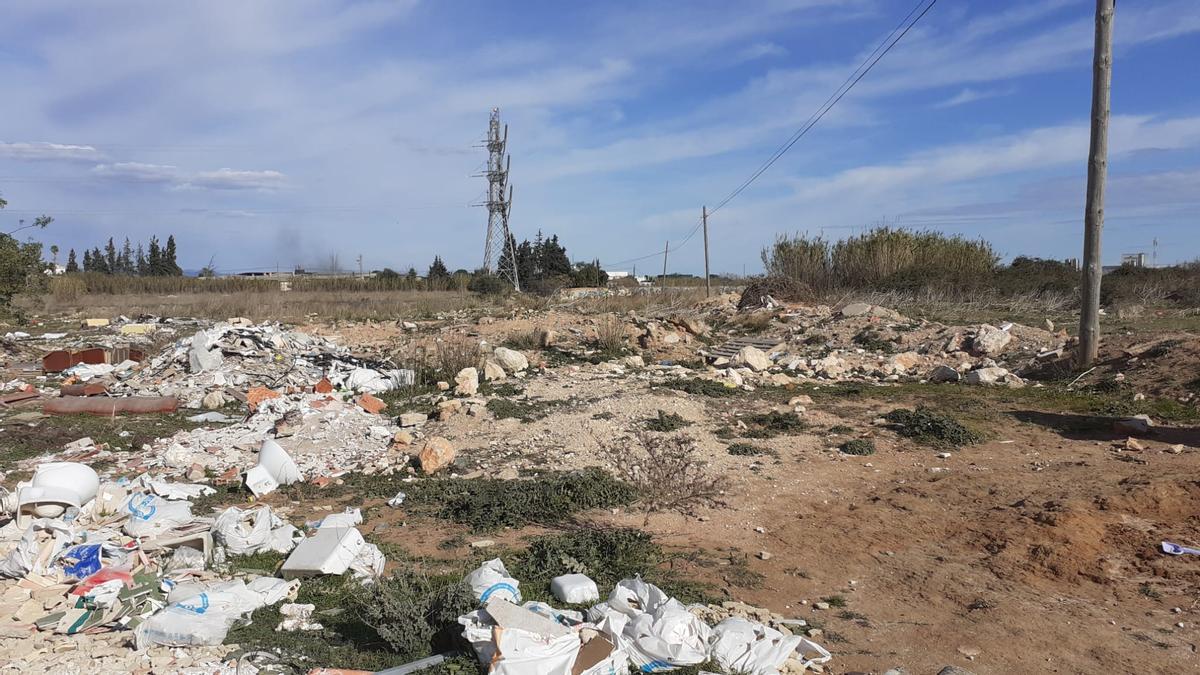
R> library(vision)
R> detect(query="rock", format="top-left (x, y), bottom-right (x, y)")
top-left (436, 381), bottom-right (450, 391)
top-left (887, 351), bottom-right (922, 372)
top-left (757, 551), bottom-right (772, 560)
top-left (621, 355), bottom-right (645, 368)
top-left (735, 346), bottom-right (772, 372)
top-left (840, 302), bottom-right (873, 317)
top-left (493, 347), bottom-right (529, 373)
top-left (437, 399), bottom-right (462, 420)
top-left (454, 367), bottom-right (479, 396)
top-left (496, 466), bottom-right (519, 480)
top-left (418, 437), bottom-right (456, 474)
top-left (536, 329), bottom-right (557, 348)
top-left (937, 668), bottom-right (977, 675)
top-left (965, 366), bottom-right (1009, 386)
top-left (1042, 318), bottom-right (1055, 332)
top-left (814, 602), bottom-right (830, 611)
top-left (202, 390), bottom-right (228, 409)
top-left (956, 646), bottom-right (982, 660)
top-left (815, 354), bottom-right (847, 378)
top-left (399, 412), bottom-right (428, 428)
top-left (483, 360), bottom-right (506, 382)
top-left (185, 463), bottom-right (206, 482)
top-left (1123, 437), bottom-right (1144, 451)
top-left (392, 430), bottom-right (414, 446)
top-left (357, 393), bottom-right (387, 414)
top-left (676, 316), bottom-right (710, 336)
top-left (402, 321), bottom-right (418, 330)
top-left (928, 365), bottom-right (961, 383)
top-left (273, 409), bottom-right (303, 437)
top-left (788, 395), bottom-right (814, 406)
top-left (470, 539), bottom-right (496, 549)
top-left (971, 324), bottom-right (1012, 356)
top-left (1113, 414), bottom-right (1152, 436)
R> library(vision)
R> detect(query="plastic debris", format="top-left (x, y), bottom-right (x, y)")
top-left (551, 573), bottom-right (600, 604)
top-left (245, 438), bottom-right (303, 497)
top-left (465, 558), bottom-right (521, 604)
top-left (212, 506), bottom-right (301, 556)
top-left (281, 527), bottom-right (366, 579)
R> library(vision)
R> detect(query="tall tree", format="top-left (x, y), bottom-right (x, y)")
top-left (66, 248), bottom-right (78, 273)
top-left (119, 238), bottom-right (133, 275)
top-left (147, 237), bottom-right (162, 276)
top-left (104, 238), bottom-right (117, 274)
top-left (427, 256), bottom-right (449, 280)
top-left (135, 244), bottom-right (147, 276)
top-left (164, 235), bottom-right (182, 276)
top-left (92, 246), bottom-right (108, 274)
top-left (83, 249), bottom-right (93, 272)
top-left (540, 235), bottom-right (571, 278)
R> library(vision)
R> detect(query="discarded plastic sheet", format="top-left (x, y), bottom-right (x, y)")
top-left (1161, 541), bottom-right (1200, 556)
top-left (212, 506), bottom-right (301, 556)
top-left (148, 479), bottom-right (216, 501)
top-left (245, 438), bottom-right (303, 497)
top-left (317, 507), bottom-right (363, 529)
top-left (0, 519), bottom-right (74, 579)
top-left (461, 600), bottom-right (627, 675)
top-left (281, 527), bottom-right (365, 579)
top-left (44, 396), bottom-right (179, 416)
top-left (602, 578), bottom-right (712, 670)
top-left (709, 617), bottom-right (814, 675)
top-left (186, 411), bottom-right (232, 423)
top-left (135, 577), bottom-right (296, 648)
top-left (374, 654), bottom-right (449, 675)
top-left (122, 493), bottom-right (194, 538)
top-left (349, 542), bottom-right (386, 582)
top-left (551, 573), bottom-right (600, 604)
top-left (466, 558), bottom-right (522, 604)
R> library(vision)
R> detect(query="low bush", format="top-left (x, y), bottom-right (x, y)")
top-left (839, 438), bottom-right (876, 456)
top-left (662, 378), bottom-right (739, 397)
top-left (884, 407), bottom-right (980, 447)
top-left (645, 410), bottom-right (691, 432)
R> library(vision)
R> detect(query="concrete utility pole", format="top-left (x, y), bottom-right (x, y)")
top-left (660, 241), bottom-right (669, 293)
top-left (1078, 0), bottom-right (1114, 369)
top-left (702, 206), bottom-right (711, 297)
top-left (357, 254), bottom-right (364, 279)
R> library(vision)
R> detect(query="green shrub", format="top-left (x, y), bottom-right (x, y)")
top-left (884, 407), bottom-right (980, 447)
top-left (839, 439), bottom-right (875, 456)
top-left (662, 378), bottom-right (739, 397)
top-left (742, 411), bottom-right (807, 438)
top-left (645, 410), bottom-right (691, 432)
top-left (727, 442), bottom-right (776, 457)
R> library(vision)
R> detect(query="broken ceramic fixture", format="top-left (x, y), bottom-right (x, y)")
top-left (245, 439), bottom-right (303, 497)
top-left (280, 527), bottom-right (365, 579)
top-left (2, 463), bottom-right (100, 528)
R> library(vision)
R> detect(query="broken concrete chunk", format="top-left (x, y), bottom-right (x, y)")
top-left (1113, 414), bottom-right (1153, 436)
top-left (483, 360), bottom-right (506, 382)
top-left (454, 367), bottom-right (479, 396)
top-left (418, 436), bottom-right (456, 474)
top-left (928, 365), bottom-right (961, 383)
top-left (970, 324), bottom-right (1012, 356)
top-left (735, 346), bottom-right (772, 372)
top-left (399, 412), bottom-right (428, 428)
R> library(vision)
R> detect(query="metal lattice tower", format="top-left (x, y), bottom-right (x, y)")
top-left (479, 108), bottom-right (521, 291)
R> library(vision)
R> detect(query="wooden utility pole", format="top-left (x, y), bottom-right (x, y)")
top-left (702, 206), bottom-right (711, 297)
top-left (660, 240), bottom-right (669, 293)
top-left (1078, 0), bottom-right (1114, 368)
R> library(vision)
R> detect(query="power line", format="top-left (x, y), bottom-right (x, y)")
top-left (600, 0), bottom-right (937, 270)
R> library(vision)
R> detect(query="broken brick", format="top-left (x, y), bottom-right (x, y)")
top-left (357, 393), bottom-right (387, 414)
top-left (246, 386), bottom-right (282, 411)
top-left (315, 377), bottom-right (333, 393)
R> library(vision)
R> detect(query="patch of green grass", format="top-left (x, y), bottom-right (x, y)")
top-left (486, 396), bottom-right (565, 422)
top-left (822, 594), bottom-right (848, 608)
top-left (839, 438), bottom-right (876, 456)
top-left (884, 407), bottom-right (981, 448)
top-left (741, 410), bottom-right (807, 438)
top-left (478, 381), bottom-right (524, 397)
top-left (376, 383), bottom-right (440, 415)
top-left (828, 424), bottom-right (854, 435)
top-left (0, 411), bottom-right (211, 473)
top-left (404, 468), bottom-right (639, 532)
top-left (645, 410), bottom-right (691, 432)
top-left (591, 411), bottom-right (615, 420)
top-left (727, 442), bottom-right (776, 457)
top-left (661, 378), bottom-right (740, 398)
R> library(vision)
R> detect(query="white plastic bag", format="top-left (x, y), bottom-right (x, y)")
top-left (709, 617), bottom-right (807, 675)
top-left (465, 558), bottom-right (521, 603)
top-left (349, 542), bottom-right (386, 582)
top-left (0, 519), bottom-right (73, 578)
top-left (551, 573), bottom-right (599, 604)
top-left (136, 577), bottom-right (296, 648)
top-left (122, 493), bottom-right (194, 538)
top-left (602, 578), bottom-right (711, 671)
top-left (491, 629), bottom-right (580, 675)
top-left (212, 506), bottom-right (300, 556)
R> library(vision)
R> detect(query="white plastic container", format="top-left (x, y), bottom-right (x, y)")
top-left (551, 573), bottom-right (600, 604)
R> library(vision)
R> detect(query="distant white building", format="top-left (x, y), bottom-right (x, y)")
top-left (44, 263), bottom-right (65, 275)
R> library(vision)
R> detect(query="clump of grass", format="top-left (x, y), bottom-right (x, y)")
top-left (883, 407), bottom-right (981, 447)
top-left (405, 468), bottom-right (638, 532)
top-left (434, 337), bottom-right (481, 379)
top-left (645, 410), bottom-right (691, 432)
top-left (828, 424), bottom-right (853, 435)
top-left (594, 315), bottom-right (628, 356)
top-left (592, 411), bottom-right (616, 420)
top-left (504, 329), bottom-right (542, 351)
top-left (822, 594), bottom-right (848, 608)
top-left (662, 378), bottom-right (740, 398)
top-left (486, 396), bottom-right (564, 422)
top-left (852, 328), bottom-right (895, 353)
top-left (741, 410), bottom-right (807, 438)
top-left (360, 571), bottom-right (478, 658)
top-left (1139, 582), bottom-right (1162, 600)
top-left (839, 438), bottom-right (875, 456)
top-left (478, 381), bottom-right (524, 397)
top-left (727, 442), bottom-right (776, 457)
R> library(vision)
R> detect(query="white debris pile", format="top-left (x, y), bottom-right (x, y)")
top-left (112, 319), bottom-right (414, 405)
top-left (457, 560), bottom-right (831, 675)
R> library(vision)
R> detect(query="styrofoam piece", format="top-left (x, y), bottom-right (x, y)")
top-left (484, 598), bottom-right (572, 638)
top-left (281, 527), bottom-right (365, 579)
top-left (317, 507), bottom-right (362, 529)
top-left (245, 439), bottom-right (303, 497)
top-left (551, 573), bottom-right (600, 604)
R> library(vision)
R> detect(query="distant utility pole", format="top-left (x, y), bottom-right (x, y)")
top-left (702, 206), bottom-right (711, 297)
top-left (478, 108), bottom-right (521, 292)
top-left (357, 254), bottom-right (364, 279)
top-left (1078, 0), bottom-right (1114, 369)
top-left (660, 241), bottom-right (669, 293)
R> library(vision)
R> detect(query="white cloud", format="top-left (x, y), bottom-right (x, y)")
top-left (0, 141), bottom-right (101, 162)
top-left (91, 162), bottom-right (179, 183)
top-left (737, 42), bottom-right (788, 62)
top-left (185, 168), bottom-right (287, 191)
top-left (933, 86), bottom-right (1014, 108)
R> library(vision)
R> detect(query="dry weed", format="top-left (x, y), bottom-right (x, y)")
top-left (599, 432), bottom-right (726, 521)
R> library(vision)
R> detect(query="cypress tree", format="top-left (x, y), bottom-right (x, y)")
top-left (66, 249), bottom-right (79, 273)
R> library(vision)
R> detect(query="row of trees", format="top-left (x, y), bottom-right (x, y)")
top-left (68, 236), bottom-right (183, 277)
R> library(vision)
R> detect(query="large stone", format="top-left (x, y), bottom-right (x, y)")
top-left (840, 302), bottom-right (873, 317)
top-left (483, 360), bottom-right (506, 382)
top-left (418, 437), bottom-right (456, 474)
top-left (454, 367), bottom-right (479, 396)
top-left (202, 390), bottom-right (228, 409)
top-left (437, 399), bottom-right (462, 420)
top-left (971, 324), bottom-right (1013, 356)
top-left (735, 346), bottom-right (772, 372)
top-left (815, 354), bottom-right (848, 378)
top-left (965, 366), bottom-right (1008, 385)
top-left (928, 365), bottom-right (961, 383)
top-left (1113, 414), bottom-right (1153, 436)
top-left (887, 351), bottom-right (922, 372)
top-left (493, 347), bottom-right (529, 373)
top-left (399, 412), bottom-right (428, 428)
top-left (937, 668), bottom-right (978, 675)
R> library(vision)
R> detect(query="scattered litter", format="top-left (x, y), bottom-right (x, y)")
top-left (387, 491), bottom-right (407, 507)
top-left (281, 527), bottom-right (366, 579)
top-left (212, 506), bottom-right (301, 556)
top-left (1162, 541), bottom-right (1200, 556)
top-left (245, 439), bottom-right (303, 497)
top-left (551, 573), bottom-right (600, 604)
top-left (276, 603), bottom-right (323, 632)
top-left (466, 558), bottom-right (521, 603)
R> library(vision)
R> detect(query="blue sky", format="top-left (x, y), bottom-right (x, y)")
top-left (1, 0), bottom-right (1198, 275)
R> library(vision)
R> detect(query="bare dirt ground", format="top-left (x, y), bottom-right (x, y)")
top-left (3, 294), bottom-right (1199, 674)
